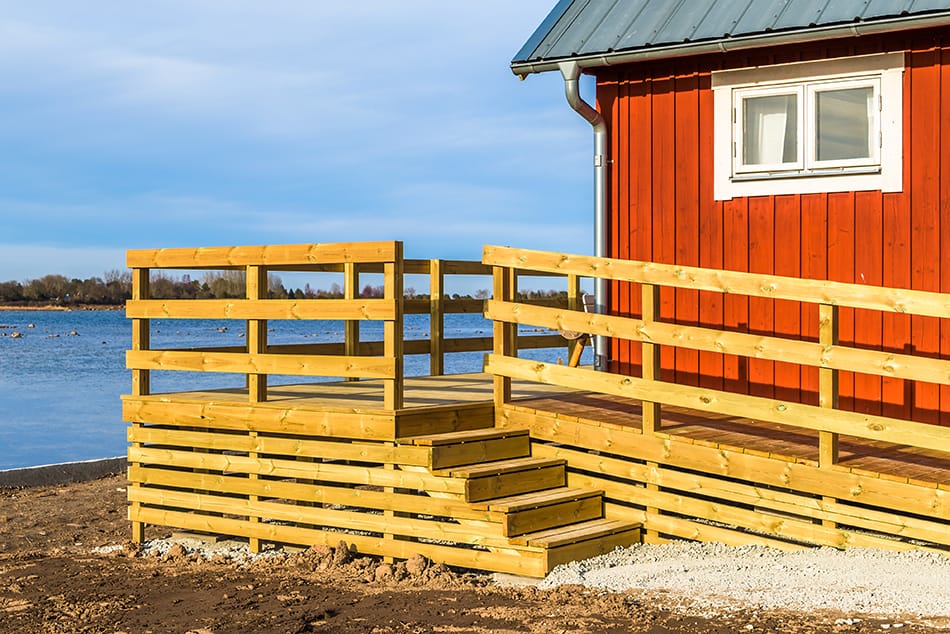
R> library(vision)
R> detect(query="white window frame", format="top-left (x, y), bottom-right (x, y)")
top-left (713, 52), bottom-right (903, 200)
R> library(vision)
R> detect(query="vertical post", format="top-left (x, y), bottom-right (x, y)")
top-left (383, 245), bottom-right (404, 561)
top-left (245, 265), bottom-right (267, 552)
top-left (129, 267), bottom-right (150, 544)
top-left (429, 259), bottom-right (444, 376)
top-left (384, 243), bottom-right (404, 411)
top-left (818, 303), bottom-right (839, 528)
top-left (344, 263), bottom-right (360, 381)
top-left (492, 266), bottom-right (514, 409)
top-left (640, 284), bottom-right (662, 434)
top-left (641, 283), bottom-right (662, 543)
top-left (246, 265), bottom-right (268, 403)
top-left (818, 304), bottom-right (839, 466)
top-left (567, 273), bottom-right (581, 365)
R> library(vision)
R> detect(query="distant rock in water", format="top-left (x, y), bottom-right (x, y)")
top-left (11, 331), bottom-right (22, 338)
top-left (27, 323), bottom-right (35, 328)
top-left (68, 330), bottom-right (79, 337)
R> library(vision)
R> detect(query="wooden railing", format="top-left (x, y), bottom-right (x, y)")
top-left (126, 242), bottom-right (569, 411)
top-left (483, 245), bottom-right (950, 462)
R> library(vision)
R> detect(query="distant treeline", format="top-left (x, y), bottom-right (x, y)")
top-left (0, 270), bottom-right (572, 306)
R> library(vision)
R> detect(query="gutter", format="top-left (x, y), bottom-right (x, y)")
top-left (514, 12), bottom-right (950, 77)
top-left (558, 60), bottom-right (607, 372)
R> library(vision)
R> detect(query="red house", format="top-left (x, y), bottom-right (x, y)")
top-left (513, 1), bottom-right (950, 426)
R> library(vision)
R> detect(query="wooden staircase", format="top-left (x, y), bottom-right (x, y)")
top-left (126, 397), bottom-right (641, 578)
top-left (393, 427), bottom-right (641, 576)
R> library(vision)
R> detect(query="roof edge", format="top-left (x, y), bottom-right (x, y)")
top-left (512, 0), bottom-right (577, 65)
top-left (511, 11), bottom-right (950, 77)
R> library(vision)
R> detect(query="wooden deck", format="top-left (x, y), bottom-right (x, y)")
top-left (124, 241), bottom-right (949, 577)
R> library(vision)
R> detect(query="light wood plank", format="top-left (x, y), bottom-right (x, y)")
top-left (486, 300), bottom-right (950, 386)
top-left (126, 350), bottom-right (396, 379)
top-left (488, 355), bottom-right (950, 453)
top-left (127, 298), bottom-right (395, 321)
top-left (483, 245), bottom-right (950, 318)
top-left (127, 241), bottom-right (399, 268)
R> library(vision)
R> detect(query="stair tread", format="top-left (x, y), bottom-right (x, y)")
top-left (474, 487), bottom-right (602, 512)
top-left (515, 519), bottom-right (639, 548)
top-left (409, 428), bottom-right (529, 446)
top-left (434, 457), bottom-right (565, 478)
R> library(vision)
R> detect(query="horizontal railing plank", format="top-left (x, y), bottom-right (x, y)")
top-left (487, 300), bottom-right (950, 385)
top-left (484, 245), bottom-right (950, 318)
top-left (487, 354), bottom-right (950, 454)
top-left (126, 299), bottom-right (395, 320)
top-left (127, 241), bottom-right (399, 268)
top-left (126, 350), bottom-right (395, 379)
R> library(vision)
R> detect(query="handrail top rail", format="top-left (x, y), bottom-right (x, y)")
top-left (483, 245), bottom-right (950, 319)
top-left (127, 241), bottom-right (402, 269)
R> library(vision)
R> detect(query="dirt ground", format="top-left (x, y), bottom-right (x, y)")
top-left (0, 475), bottom-right (941, 633)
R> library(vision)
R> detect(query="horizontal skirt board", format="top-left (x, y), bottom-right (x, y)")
top-left (129, 506), bottom-right (548, 577)
top-left (127, 466), bottom-right (501, 522)
top-left (128, 446), bottom-right (466, 496)
top-left (531, 443), bottom-right (949, 546)
top-left (127, 427), bottom-right (430, 466)
top-left (123, 399), bottom-right (397, 439)
top-left (129, 487), bottom-right (514, 547)
top-left (501, 405), bottom-right (947, 520)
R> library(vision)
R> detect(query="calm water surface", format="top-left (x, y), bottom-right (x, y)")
top-left (0, 310), bottom-right (573, 469)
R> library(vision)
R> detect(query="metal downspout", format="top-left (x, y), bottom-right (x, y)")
top-left (559, 60), bottom-right (607, 371)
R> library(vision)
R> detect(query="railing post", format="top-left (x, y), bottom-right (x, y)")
top-left (641, 283), bottom-right (662, 433)
top-left (344, 263), bottom-right (360, 382)
top-left (818, 303), bottom-right (839, 529)
top-left (245, 265), bottom-right (267, 553)
top-left (493, 266), bottom-right (514, 409)
top-left (818, 304), bottom-right (840, 466)
top-left (567, 273), bottom-right (581, 365)
top-left (641, 282), bottom-right (662, 543)
top-left (246, 265), bottom-right (268, 403)
top-left (384, 243), bottom-right (404, 411)
top-left (129, 267), bottom-right (149, 544)
top-left (429, 259), bottom-right (444, 376)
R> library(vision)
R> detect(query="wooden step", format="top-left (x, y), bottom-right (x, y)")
top-left (442, 457), bottom-right (566, 503)
top-left (409, 429), bottom-right (531, 470)
top-left (513, 518), bottom-right (638, 548)
top-left (433, 456), bottom-right (564, 478)
top-left (475, 487), bottom-right (604, 537)
top-left (543, 522), bottom-right (643, 572)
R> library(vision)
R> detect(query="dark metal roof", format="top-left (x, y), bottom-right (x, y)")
top-left (513, 0), bottom-right (950, 74)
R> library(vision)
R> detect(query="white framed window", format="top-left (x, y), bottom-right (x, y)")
top-left (713, 52), bottom-right (903, 200)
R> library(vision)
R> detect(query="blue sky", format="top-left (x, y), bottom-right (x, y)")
top-left (0, 2), bottom-right (596, 283)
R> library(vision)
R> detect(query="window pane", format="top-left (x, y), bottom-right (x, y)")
top-left (816, 87), bottom-right (873, 161)
top-left (742, 94), bottom-right (798, 166)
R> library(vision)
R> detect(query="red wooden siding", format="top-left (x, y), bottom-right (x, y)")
top-left (598, 27), bottom-right (950, 425)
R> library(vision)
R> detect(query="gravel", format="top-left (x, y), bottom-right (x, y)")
top-left (538, 542), bottom-right (950, 624)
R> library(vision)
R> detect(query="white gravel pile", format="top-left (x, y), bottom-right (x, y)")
top-left (539, 542), bottom-right (950, 623)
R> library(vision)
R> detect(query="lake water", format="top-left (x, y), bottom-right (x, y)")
top-left (0, 310), bottom-right (577, 470)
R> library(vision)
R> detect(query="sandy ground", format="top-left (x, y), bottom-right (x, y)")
top-left (0, 475), bottom-right (946, 633)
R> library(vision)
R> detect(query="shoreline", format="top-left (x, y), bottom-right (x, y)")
top-left (0, 304), bottom-right (123, 311)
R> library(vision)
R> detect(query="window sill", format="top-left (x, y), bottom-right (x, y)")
top-left (731, 166), bottom-right (881, 182)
